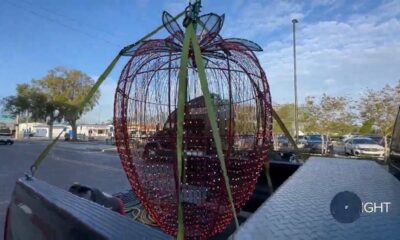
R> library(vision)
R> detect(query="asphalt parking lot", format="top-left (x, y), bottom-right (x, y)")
top-left (0, 140), bottom-right (129, 237)
top-left (0, 140), bottom-right (387, 236)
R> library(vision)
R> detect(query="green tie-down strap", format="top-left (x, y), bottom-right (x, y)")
top-left (78, 54), bottom-right (121, 114)
top-left (176, 23), bottom-right (194, 240)
top-left (176, 22), bottom-right (240, 239)
top-left (30, 128), bottom-right (66, 175)
top-left (272, 108), bottom-right (298, 150)
top-left (29, 9), bottom-right (186, 177)
top-left (190, 24), bottom-right (240, 229)
top-left (30, 54), bottom-right (121, 176)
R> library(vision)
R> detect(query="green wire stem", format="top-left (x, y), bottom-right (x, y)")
top-left (190, 24), bottom-right (240, 229)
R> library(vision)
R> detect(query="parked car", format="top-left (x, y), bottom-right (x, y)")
top-left (305, 134), bottom-right (332, 153)
top-left (364, 135), bottom-right (384, 146)
top-left (64, 132), bottom-right (71, 141)
top-left (344, 137), bottom-right (384, 157)
top-left (0, 135), bottom-right (14, 145)
top-left (142, 141), bottom-right (175, 158)
top-left (277, 135), bottom-right (289, 147)
top-left (297, 136), bottom-right (308, 148)
top-left (342, 134), bottom-right (357, 144)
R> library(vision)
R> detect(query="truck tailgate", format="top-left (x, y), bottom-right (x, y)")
top-left (5, 177), bottom-right (172, 240)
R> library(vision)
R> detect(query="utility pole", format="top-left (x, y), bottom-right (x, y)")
top-left (16, 114), bottom-right (20, 139)
top-left (292, 18), bottom-right (299, 145)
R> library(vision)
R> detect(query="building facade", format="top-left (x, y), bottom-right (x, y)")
top-left (17, 122), bottom-right (114, 141)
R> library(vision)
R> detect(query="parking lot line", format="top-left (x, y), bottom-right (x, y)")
top-left (53, 156), bottom-right (123, 173)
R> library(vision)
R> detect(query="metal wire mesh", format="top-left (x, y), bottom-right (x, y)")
top-left (114, 11), bottom-right (272, 239)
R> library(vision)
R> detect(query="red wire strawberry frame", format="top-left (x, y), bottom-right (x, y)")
top-left (114, 10), bottom-right (273, 239)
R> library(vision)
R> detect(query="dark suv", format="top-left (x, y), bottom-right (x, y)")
top-left (305, 134), bottom-right (333, 153)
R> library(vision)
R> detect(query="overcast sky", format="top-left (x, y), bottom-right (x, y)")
top-left (0, 0), bottom-right (399, 123)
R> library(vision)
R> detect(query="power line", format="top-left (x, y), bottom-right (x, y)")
top-left (18, 0), bottom-right (126, 41)
top-left (4, 0), bottom-right (123, 48)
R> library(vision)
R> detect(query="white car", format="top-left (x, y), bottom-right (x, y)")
top-left (0, 135), bottom-right (14, 145)
top-left (344, 137), bottom-right (384, 157)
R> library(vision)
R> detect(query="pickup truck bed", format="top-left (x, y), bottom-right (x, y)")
top-left (4, 159), bottom-right (300, 240)
top-left (235, 157), bottom-right (400, 240)
top-left (10, 157), bottom-right (397, 239)
top-left (4, 177), bottom-right (172, 240)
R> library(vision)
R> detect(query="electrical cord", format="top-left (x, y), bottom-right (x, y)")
top-left (125, 206), bottom-right (158, 227)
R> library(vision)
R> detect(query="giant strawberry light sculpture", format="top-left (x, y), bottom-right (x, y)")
top-left (114, 2), bottom-right (272, 239)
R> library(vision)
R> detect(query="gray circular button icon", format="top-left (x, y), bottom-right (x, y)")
top-left (330, 191), bottom-right (361, 223)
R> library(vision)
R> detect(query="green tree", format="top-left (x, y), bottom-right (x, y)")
top-left (304, 94), bottom-right (355, 136)
top-left (34, 67), bottom-right (100, 141)
top-left (303, 96), bottom-right (321, 133)
top-left (2, 84), bottom-right (32, 119)
top-left (358, 83), bottom-right (400, 153)
top-left (273, 104), bottom-right (296, 135)
top-left (2, 84), bottom-right (60, 138)
top-left (359, 119), bottom-right (375, 135)
top-left (235, 105), bottom-right (257, 133)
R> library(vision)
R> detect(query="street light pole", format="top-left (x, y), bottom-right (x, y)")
top-left (292, 18), bottom-right (299, 145)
